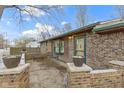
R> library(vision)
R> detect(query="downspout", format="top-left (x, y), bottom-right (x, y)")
top-left (84, 33), bottom-right (87, 64)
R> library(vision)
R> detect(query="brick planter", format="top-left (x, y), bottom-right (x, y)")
top-left (0, 63), bottom-right (30, 88)
top-left (67, 63), bottom-right (123, 88)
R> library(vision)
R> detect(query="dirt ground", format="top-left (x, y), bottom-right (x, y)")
top-left (28, 58), bottom-right (67, 88)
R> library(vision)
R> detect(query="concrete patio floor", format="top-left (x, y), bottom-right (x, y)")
top-left (28, 58), bottom-right (67, 88)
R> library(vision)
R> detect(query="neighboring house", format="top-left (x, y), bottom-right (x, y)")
top-left (26, 41), bottom-right (40, 48)
top-left (39, 19), bottom-right (124, 68)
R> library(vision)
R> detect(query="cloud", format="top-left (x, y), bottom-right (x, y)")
top-left (9, 41), bottom-right (16, 46)
top-left (23, 17), bottom-right (31, 21)
top-left (35, 23), bottom-right (41, 28)
top-left (35, 23), bottom-right (57, 36)
top-left (61, 21), bottom-right (67, 25)
top-left (22, 23), bottom-right (62, 41)
top-left (22, 6), bottom-right (46, 17)
top-left (22, 30), bottom-right (37, 36)
top-left (35, 23), bottom-right (54, 32)
top-left (1, 18), bottom-right (4, 21)
top-left (6, 21), bottom-right (10, 25)
top-left (22, 29), bottom-right (38, 40)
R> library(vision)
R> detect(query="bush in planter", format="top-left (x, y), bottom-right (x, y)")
top-left (73, 56), bottom-right (84, 67)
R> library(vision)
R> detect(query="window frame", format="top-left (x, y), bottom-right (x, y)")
top-left (59, 40), bottom-right (64, 54)
top-left (54, 40), bottom-right (60, 54)
top-left (54, 40), bottom-right (65, 55)
top-left (74, 35), bottom-right (84, 56)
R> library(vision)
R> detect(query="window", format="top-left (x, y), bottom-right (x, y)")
top-left (54, 40), bottom-right (60, 54)
top-left (75, 36), bottom-right (84, 56)
top-left (60, 41), bottom-right (64, 53)
top-left (54, 40), bottom-right (64, 54)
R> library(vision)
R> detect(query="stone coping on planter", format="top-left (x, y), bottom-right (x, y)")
top-left (90, 69), bottom-right (117, 74)
top-left (67, 63), bottom-right (93, 72)
top-left (0, 63), bottom-right (30, 75)
top-left (109, 60), bottom-right (124, 66)
top-left (72, 56), bottom-right (83, 58)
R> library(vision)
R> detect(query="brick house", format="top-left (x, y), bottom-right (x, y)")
top-left (39, 19), bottom-right (124, 68)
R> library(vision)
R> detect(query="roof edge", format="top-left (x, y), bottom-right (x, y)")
top-left (92, 19), bottom-right (124, 33)
top-left (39, 22), bottom-right (99, 43)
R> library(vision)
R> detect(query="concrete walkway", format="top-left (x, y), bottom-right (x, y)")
top-left (28, 58), bottom-right (67, 88)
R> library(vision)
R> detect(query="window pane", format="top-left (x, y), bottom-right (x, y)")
top-left (54, 40), bottom-right (64, 54)
top-left (54, 40), bottom-right (60, 53)
top-left (75, 36), bottom-right (84, 56)
top-left (60, 41), bottom-right (64, 53)
top-left (76, 38), bottom-right (84, 51)
top-left (76, 51), bottom-right (84, 56)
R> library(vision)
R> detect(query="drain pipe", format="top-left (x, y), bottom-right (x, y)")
top-left (84, 33), bottom-right (87, 64)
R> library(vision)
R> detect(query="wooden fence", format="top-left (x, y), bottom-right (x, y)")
top-left (10, 47), bottom-right (41, 55)
top-left (9, 47), bottom-right (49, 60)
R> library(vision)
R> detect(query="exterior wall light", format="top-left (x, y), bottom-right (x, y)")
top-left (68, 36), bottom-right (73, 40)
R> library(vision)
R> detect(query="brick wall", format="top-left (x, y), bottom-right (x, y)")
top-left (86, 31), bottom-right (124, 68)
top-left (47, 41), bottom-right (52, 54)
top-left (68, 36), bottom-right (74, 63)
top-left (58, 37), bottom-right (71, 62)
top-left (67, 70), bottom-right (122, 88)
top-left (51, 37), bottom-right (75, 63)
top-left (91, 71), bottom-right (122, 88)
top-left (108, 61), bottom-right (124, 87)
top-left (59, 36), bottom-right (74, 63)
top-left (40, 30), bottom-right (124, 68)
top-left (67, 62), bottom-right (124, 88)
top-left (0, 65), bottom-right (29, 88)
top-left (67, 72), bottom-right (91, 88)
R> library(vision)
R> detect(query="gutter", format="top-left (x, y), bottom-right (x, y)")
top-left (92, 20), bottom-right (124, 33)
top-left (39, 22), bottom-right (99, 43)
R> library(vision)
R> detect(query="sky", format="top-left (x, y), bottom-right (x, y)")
top-left (0, 5), bottom-right (119, 42)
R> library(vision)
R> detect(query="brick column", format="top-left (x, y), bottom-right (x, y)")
top-left (67, 63), bottom-right (92, 88)
top-left (0, 63), bottom-right (30, 88)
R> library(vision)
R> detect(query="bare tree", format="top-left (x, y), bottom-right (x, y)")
top-left (14, 37), bottom-right (34, 47)
top-left (116, 5), bottom-right (124, 19)
top-left (63, 23), bottom-right (72, 31)
top-left (0, 5), bottom-right (5, 19)
top-left (0, 5), bottom-right (66, 41)
top-left (75, 5), bottom-right (87, 27)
